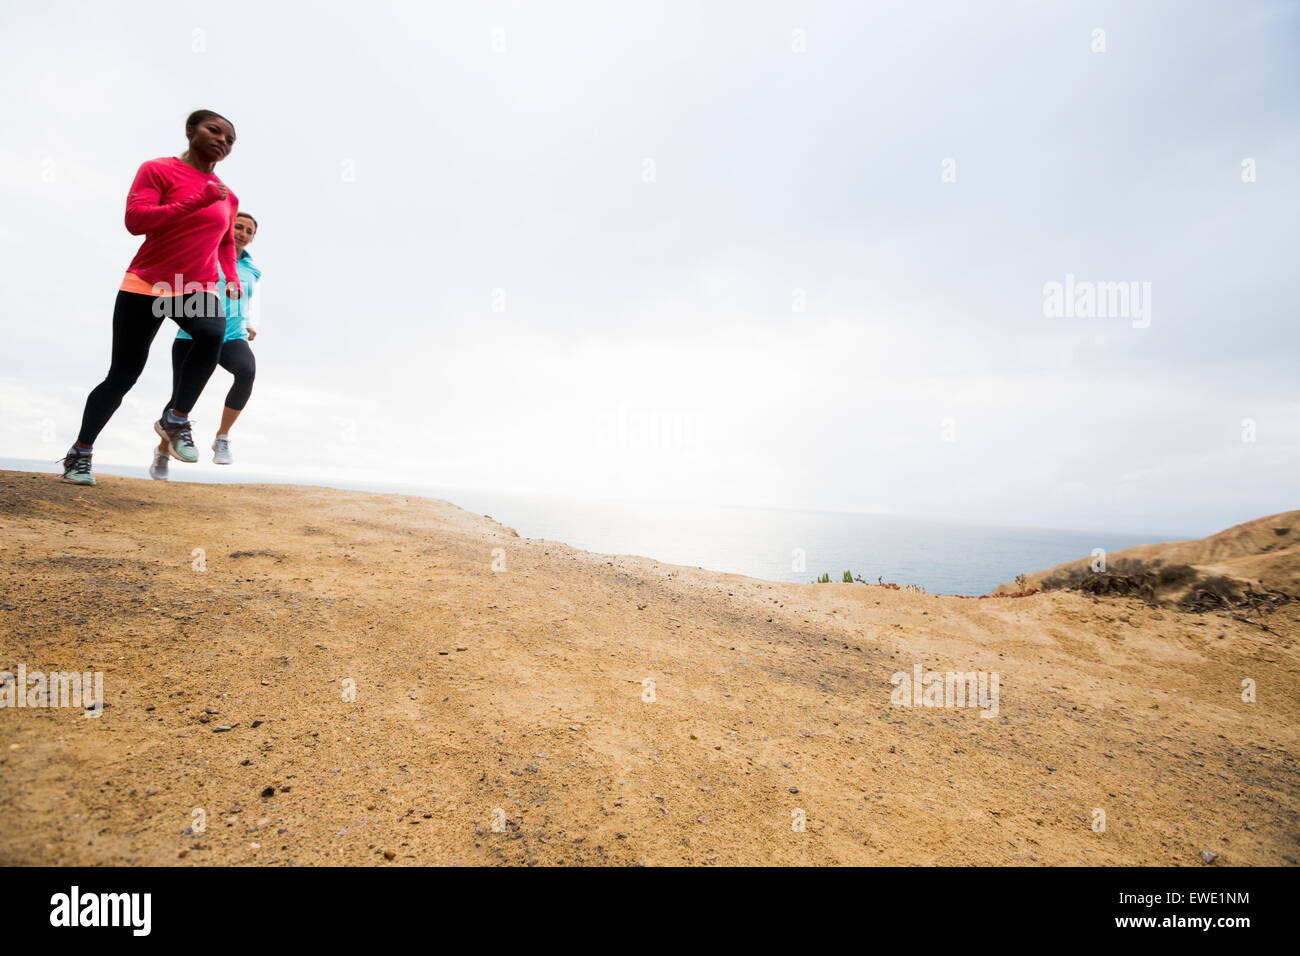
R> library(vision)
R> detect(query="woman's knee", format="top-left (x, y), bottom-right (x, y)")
top-left (223, 343), bottom-right (256, 380)
top-left (226, 375), bottom-right (254, 410)
top-left (103, 359), bottom-right (148, 391)
top-left (234, 361), bottom-right (256, 396)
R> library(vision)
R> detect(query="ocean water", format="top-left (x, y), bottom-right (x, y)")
top-left (2, 457), bottom-right (1178, 595)
top-left (434, 490), bottom-right (1175, 595)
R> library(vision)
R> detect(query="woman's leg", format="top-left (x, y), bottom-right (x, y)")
top-left (211, 339), bottom-right (254, 465)
top-left (158, 337), bottom-right (188, 453)
top-left (217, 404), bottom-right (242, 436)
top-left (156, 292), bottom-right (224, 462)
top-left (167, 292), bottom-right (225, 417)
top-left (76, 291), bottom-right (164, 448)
top-left (217, 338), bottom-right (256, 434)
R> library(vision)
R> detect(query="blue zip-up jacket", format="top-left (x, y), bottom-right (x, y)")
top-left (176, 248), bottom-right (261, 343)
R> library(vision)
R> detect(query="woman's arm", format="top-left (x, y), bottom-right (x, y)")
top-left (218, 197), bottom-right (242, 299)
top-left (123, 162), bottom-right (225, 235)
top-left (243, 274), bottom-right (259, 338)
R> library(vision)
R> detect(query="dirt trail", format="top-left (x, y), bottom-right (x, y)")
top-left (0, 471), bottom-right (1295, 866)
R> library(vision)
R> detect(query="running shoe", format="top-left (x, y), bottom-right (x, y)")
top-left (149, 448), bottom-right (170, 480)
top-left (60, 450), bottom-right (95, 486)
top-left (154, 415), bottom-right (199, 463)
top-left (212, 435), bottom-right (233, 465)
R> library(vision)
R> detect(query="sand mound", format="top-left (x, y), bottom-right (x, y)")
top-left (995, 511), bottom-right (1300, 605)
top-left (1, 471), bottom-right (1296, 866)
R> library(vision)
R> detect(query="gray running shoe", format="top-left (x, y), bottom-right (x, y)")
top-left (212, 435), bottom-right (233, 465)
top-left (154, 415), bottom-right (199, 463)
top-left (60, 450), bottom-right (95, 486)
top-left (149, 448), bottom-right (170, 480)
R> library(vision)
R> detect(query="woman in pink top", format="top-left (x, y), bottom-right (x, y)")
top-left (61, 109), bottom-right (243, 486)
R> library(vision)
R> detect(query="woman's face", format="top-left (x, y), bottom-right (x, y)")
top-left (233, 216), bottom-right (257, 249)
top-left (188, 116), bottom-right (236, 163)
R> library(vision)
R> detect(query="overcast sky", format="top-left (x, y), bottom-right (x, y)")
top-left (1, 0), bottom-right (1296, 536)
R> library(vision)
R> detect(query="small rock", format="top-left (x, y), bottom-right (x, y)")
top-left (213, 725), bottom-right (232, 733)
top-left (1199, 850), bottom-right (1219, 864)
top-left (383, 850), bottom-right (396, 860)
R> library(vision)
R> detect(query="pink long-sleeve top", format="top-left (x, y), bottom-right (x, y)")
top-left (120, 156), bottom-right (240, 298)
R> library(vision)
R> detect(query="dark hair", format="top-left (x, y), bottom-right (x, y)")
top-left (185, 109), bottom-right (235, 137)
top-left (236, 211), bottom-right (258, 228)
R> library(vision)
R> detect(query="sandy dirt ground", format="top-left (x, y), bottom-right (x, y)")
top-left (0, 470), bottom-right (1296, 866)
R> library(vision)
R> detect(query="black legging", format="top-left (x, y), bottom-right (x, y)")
top-left (165, 336), bottom-right (255, 415)
top-left (77, 290), bottom-right (224, 446)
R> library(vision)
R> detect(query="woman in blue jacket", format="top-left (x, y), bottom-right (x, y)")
top-left (151, 210), bottom-right (262, 478)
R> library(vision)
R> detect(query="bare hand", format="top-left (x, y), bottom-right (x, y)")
top-left (247, 327), bottom-right (257, 341)
top-left (216, 182), bottom-right (228, 200)
top-left (226, 281), bottom-right (242, 299)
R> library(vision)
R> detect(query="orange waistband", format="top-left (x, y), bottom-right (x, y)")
top-left (119, 272), bottom-right (186, 296)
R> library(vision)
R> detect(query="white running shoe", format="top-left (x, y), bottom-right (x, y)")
top-left (149, 448), bottom-right (169, 481)
top-left (212, 435), bottom-right (233, 465)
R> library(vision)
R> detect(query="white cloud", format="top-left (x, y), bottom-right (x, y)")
top-left (1, 0), bottom-right (1296, 535)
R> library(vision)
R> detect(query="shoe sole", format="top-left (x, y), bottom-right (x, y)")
top-left (154, 420), bottom-right (199, 463)
top-left (149, 467), bottom-right (169, 481)
top-left (60, 475), bottom-right (95, 486)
